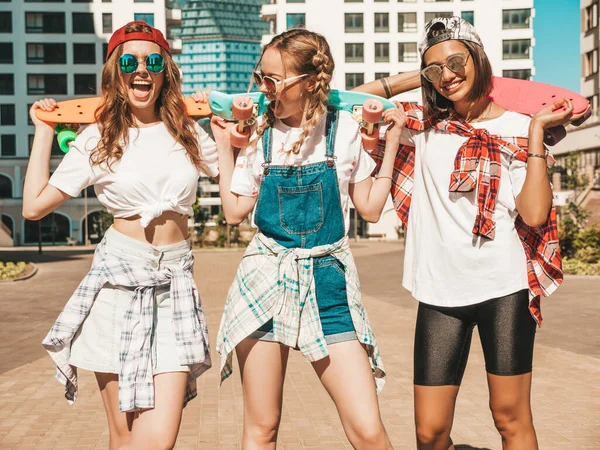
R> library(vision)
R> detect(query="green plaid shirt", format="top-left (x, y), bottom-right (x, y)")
top-left (216, 232), bottom-right (386, 392)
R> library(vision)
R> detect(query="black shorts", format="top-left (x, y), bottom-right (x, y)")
top-left (413, 289), bottom-right (536, 386)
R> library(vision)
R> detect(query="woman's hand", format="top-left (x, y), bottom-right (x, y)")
top-left (29, 98), bottom-right (58, 132)
top-left (382, 102), bottom-right (407, 150)
top-left (210, 115), bottom-right (236, 152)
top-left (191, 89), bottom-right (212, 104)
top-left (530, 98), bottom-right (586, 131)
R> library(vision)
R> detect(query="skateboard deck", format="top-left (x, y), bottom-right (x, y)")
top-left (208, 90), bottom-right (397, 122)
top-left (490, 76), bottom-right (590, 145)
top-left (35, 96), bottom-right (212, 123)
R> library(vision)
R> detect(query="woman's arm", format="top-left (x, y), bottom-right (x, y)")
top-left (349, 105), bottom-right (406, 222)
top-left (210, 116), bottom-right (258, 226)
top-left (516, 98), bottom-right (587, 227)
top-left (22, 99), bottom-right (71, 220)
top-left (352, 70), bottom-right (421, 99)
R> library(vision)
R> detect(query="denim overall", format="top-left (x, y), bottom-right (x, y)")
top-left (252, 108), bottom-right (356, 343)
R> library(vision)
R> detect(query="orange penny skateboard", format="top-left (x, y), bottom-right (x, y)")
top-left (490, 76), bottom-right (591, 146)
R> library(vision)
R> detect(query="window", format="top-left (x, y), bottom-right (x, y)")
top-left (375, 72), bottom-right (389, 79)
top-left (102, 43), bottom-right (109, 61)
top-left (374, 13), bottom-right (389, 32)
top-left (502, 39), bottom-right (531, 60)
top-left (585, 49), bottom-right (599, 77)
top-left (25, 12), bottom-right (66, 33)
top-left (27, 74), bottom-right (67, 95)
top-left (0, 135), bottom-right (16, 157)
top-left (424, 12), bottom-right (453, 24)
top-left (102, 13), bottom-right (112, 33)
top-left (286, 13), bottom-right (305, 29)
top-left (0, 104), bottom-right (15, 125)
top-left (584, 3), bottom-right (598, 32)
top-left (134, 13), bottom-right (155, 27)
top-left (286, 0), bottom-right (305, 2)
top-left (502, 69), bottom-right (531, 80)
top-left (462, 11), bottom-right (474, 25)
top-left (0, 74), bottom-right (14, 95)
top-left (0, 11), bottom-right (11, 33)
top-left (398, 0), bottom-right (416, 2)
top-left (73, 12), bottom-right (94, 33)
top-left (73, 43), bottom-right (96, 64)
top-left (398, 42), bottom-right (418, 62)
top-left (375, 43), bottom-right (389, 62)
top-left (345, 73), bottom-right (364, 90)
top-left (26, 43), bottom-right (67, 64)
top-left (398, 12), bottom-right (417, 33)
top-left (502, 9), bottom-right (531, 29)
top-left (0, 43), bottom-right (12, 63)
top-left (345, 13), bottom-right (363, 33)
top-left (74, 74), bottom-right (97, 95)
top-left (345, 43), bottom-right (364, 63)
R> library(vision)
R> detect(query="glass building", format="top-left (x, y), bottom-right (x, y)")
top-left (172, 0), bottom-right (268, 95)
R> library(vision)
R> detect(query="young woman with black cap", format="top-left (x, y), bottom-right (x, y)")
top-left (24, 21), bottom-right (216, 449)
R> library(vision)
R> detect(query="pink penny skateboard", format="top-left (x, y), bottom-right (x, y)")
top-left (490, 77), bottom-right (591, 146)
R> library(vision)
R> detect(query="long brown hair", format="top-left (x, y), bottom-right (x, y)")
top-left (91, 23), bottom-right (206, 173)
top-left (249, 28), bottom-right (335, 155)
top-left (421, 40), bottom-right (493, 118)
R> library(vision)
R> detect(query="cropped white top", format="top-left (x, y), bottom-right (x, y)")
top-left (49, 122), bottom-right (219, 227)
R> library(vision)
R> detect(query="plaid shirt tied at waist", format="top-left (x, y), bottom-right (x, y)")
top-left (368, 103), bottom-right (563, 325)
top-left (216, 232), bottom-right (386, 392)
top-left (42, 238), bottom-right (212, 412)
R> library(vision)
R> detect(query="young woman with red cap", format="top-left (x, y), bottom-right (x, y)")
top-left (24, 21), bottom-right (216, 449)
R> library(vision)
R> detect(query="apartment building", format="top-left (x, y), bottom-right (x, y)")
top-left (0, 0), bottom-right (182, 246)
top-left (260, 0), bottom-right (535, 238)
top-left (547, 0), bottom-right (600, 225)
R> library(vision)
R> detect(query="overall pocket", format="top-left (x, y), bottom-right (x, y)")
top-left (278, 182), bottom-right (324, 235)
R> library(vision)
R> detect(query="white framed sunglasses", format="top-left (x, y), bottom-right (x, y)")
top-left (253, 71), bottom-right (308, 95)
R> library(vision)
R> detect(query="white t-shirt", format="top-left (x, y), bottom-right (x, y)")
top-left (400, 111), bottom-right (531, 307)
top-left (230, 110), bottom-right (376, 233)
top-left (49, 122), bottom-right (219, 227)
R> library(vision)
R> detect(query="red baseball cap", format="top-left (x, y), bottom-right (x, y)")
top-left (106, 21), bottom-right (171, 61)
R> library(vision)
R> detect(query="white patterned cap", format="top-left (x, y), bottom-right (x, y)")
top-left (418, 16), bottom-right (483, 57)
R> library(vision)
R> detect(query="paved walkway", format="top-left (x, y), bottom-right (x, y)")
top-left (0, 242), bottom-right (598, 449)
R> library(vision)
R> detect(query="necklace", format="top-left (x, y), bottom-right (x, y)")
top-left (469, 101), bottom-right (493, 123)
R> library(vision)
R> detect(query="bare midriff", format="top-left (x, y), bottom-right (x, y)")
top-left (113, 211), bottom-right (189, 246)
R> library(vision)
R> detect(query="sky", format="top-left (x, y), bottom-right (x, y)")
top-left (533, 0), bottom-right (581, 93)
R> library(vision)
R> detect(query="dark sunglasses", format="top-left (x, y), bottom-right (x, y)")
top-left (421, 52), bottom-right (470, 83)
top-left (118, 53), bottom-right (165, 74)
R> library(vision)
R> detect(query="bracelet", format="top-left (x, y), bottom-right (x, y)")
top-left (527, 153), bottom-right (546, 160)
top-left (375, 175), bottom-right (393, 182)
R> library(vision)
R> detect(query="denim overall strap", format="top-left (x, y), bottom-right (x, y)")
top-left (262, 107), bottom-right (339, 168)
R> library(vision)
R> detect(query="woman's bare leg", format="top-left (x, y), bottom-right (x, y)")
top-left (236, 338), bottom-right (290, 450)
top-left (414, 385), bottom-right (459, 450)
top-left (95, 372), bottom-right (134, 450)
top-left (312, 340), bottom-right (392, 450)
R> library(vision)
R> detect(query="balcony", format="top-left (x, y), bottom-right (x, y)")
top-left (261, 3), bottom-right (277, 20)
top-left (168, 38), bottom-right (182, 54)
top-left (166, 8), bottom-right (182, 25)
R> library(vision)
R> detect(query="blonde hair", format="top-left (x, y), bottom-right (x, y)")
top-left (250, 28), bottom-right (334, 155)
top-left (92, 22), bottom-right (207, 173)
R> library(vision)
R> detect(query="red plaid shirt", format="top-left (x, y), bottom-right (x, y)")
top-left (368, 103), bottom-right (563, 325)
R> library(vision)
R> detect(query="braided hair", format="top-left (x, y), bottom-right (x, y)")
top-left (248, 29), bottom-right (335, 155)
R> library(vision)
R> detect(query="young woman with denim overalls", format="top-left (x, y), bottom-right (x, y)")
top-left (210, 29), bottom-right (406, 450)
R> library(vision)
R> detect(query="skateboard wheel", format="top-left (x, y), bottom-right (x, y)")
top-left (544, 126), bottom-right (567, 146)
top-left (230, 125), bottom-right (250, 148)
top-left (362, 99), bottom-right (384, 124)
top-left (232, 96), bottom-right (254, 121)
top-left (57, 129), bottom-right (77, 153)
top-left (572, 107), bottom-right (592, 127)
top-left (360, 128), bottom-right (379, 152)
